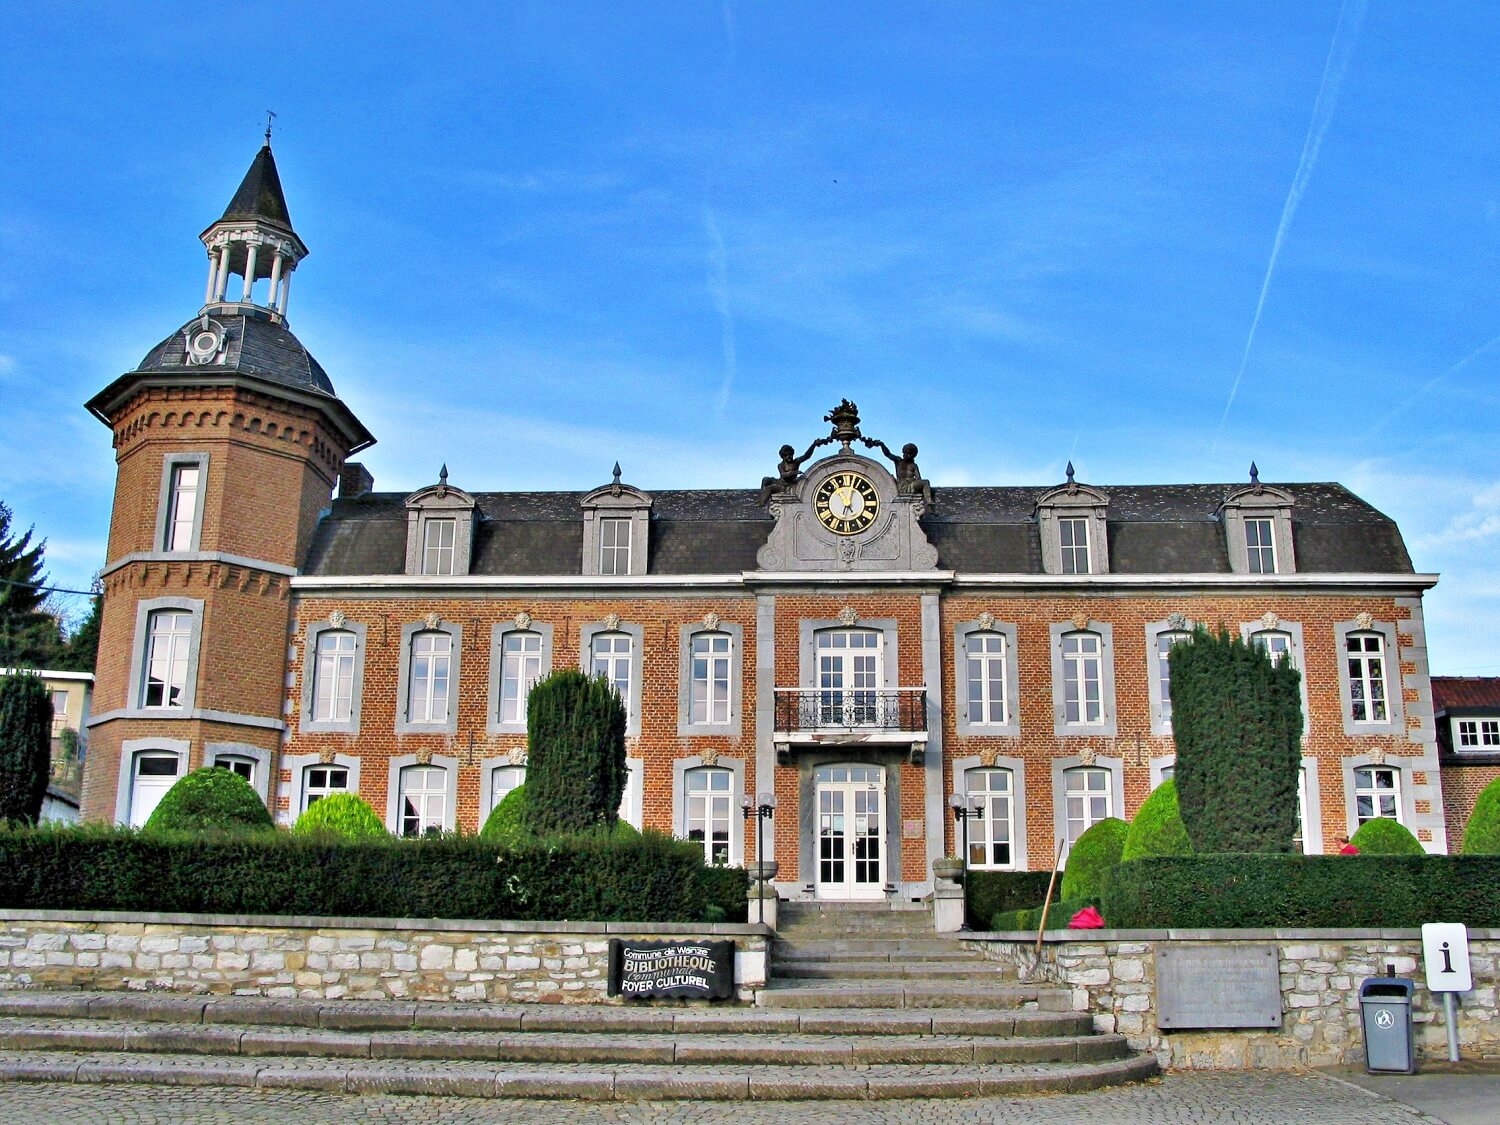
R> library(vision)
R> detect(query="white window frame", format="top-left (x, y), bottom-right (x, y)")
top-left (1058, 516), bottom-right (1090, 575)
top-left (384, 753), bottom-right (459, 836)
top-left (1455, 717), bottom-right (1500, 752)
top-left (488, 621), bottom-right (553, 735)
top-left (683, 766), bottom-right (734, 865)
top-left (398, 765), bottom-right (450, 837)
top-left (1049, 621), bottom-right (1116, 737)
top-left (678, 623), bottom-right (744, 735)
top-left (954, 620), bottom-right (1020, 737)
top-left (395, 620), bottom-right (461, 734)
top-left (1345, 633), bottom-right (1390, 725)
top-left (1245, 516), bottom-right (1277, 574)
top-left (498, 631), bottom-right (544, 725)
top-left (300, 619), bottom-right (366, 735)
top-left (598, 517), bottom-right (632, 576)
top-left (489, 764), bottom-right (526, 812)
top-left (156, 453), bottom-right (208, 554)
top-left (673, 755), bottom-right (743, 865)
top-left (1035, 483), bottom-right (1110, 576)
top-left (301, 763), bottom-right (351, 812)
top-left (580, 481), bottom-right (652, 576)
top-left (1334, 619), bottom-right (1404, 737)
top-left (207, 742), bottom-right (271, 803)
top-left (1061, 765), bottom-right (1114, 851)
top-left (689, 632), bottom-right (732, 725)
top-left (1220, 486), bottom-right (1296, 575)
top-left (312, 631), bottom-right (357, 723)
top-left (1352, 764), bottom-right (1402, 826)
top-left (1061, 632), bottom-right (1103, 727)
top-left (138, 607), bottom-right (195, 711)
top-left (965, 633), bottom-right (1009, 726)
top-left (581, 621), bottom-right (644, 735)
top-left (422, 518), bottom-right (457, 576)
top-left (403, 479), bottom-right (477, 577)
top-left (1240, 620), bottom-right (1311, 741)
top-left (964, 766), bottom-right (1017, 870)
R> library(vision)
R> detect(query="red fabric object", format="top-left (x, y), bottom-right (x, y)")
top-left (1068, 906), bottom-right (1105, 929)
top-left (1339, 843), bottom-right (1360, 855)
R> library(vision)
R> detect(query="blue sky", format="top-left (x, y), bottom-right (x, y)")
top-left (2, 2), bottom-right (1499, 672)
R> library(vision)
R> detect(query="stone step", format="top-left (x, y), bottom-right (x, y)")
top-left (0, 993), bottom-right (1092, 1037)
top-left (0, 1049), bottom-right (1159, 1100)
top-left (773, 939), bottom-right (977, 959)
top-left (770, 961), bottom-right (1011, 980)
top-left (757, 981), bottom-right (1071, 1010)
top-left (0, 1018), bottom-right (1131, 1067)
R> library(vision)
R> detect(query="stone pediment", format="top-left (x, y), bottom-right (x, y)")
top-left (756, 452), bottom-right (939, 572)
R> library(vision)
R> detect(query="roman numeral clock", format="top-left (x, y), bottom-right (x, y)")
top-left (814, 472), bottom-right (881, 536)
top-left (755, 400), bottom-right (942, 573)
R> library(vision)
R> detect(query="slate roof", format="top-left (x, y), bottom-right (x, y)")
top-left (134, 313), bottom-right (337, 398)
top-left (1432, 677), bottom-right (1500, 713)
top-left (218, 144), bottom-right (296, 235)
top-left (302, 481), bottom-right (1415, 578)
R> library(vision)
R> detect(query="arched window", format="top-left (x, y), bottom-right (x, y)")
top-left (1063, 766), bottom-right (1112, 846)
top-left (399, 765), bottom-right (449, 837)
top-left (965, 767), bottom-right (1015, 869)
top-left (142, 610), bottom-right (193, 709)
top-left (683, 767), bottom-right (733, 865)
top-left (490, 764), bottom-right (525, 812)
top-left (301, 764), bottom-right (348, 812)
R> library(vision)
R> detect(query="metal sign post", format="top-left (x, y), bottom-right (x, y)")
top-left (1421, 922), bottom-right (1472, 1062)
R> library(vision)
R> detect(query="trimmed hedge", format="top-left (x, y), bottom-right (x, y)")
top-left (479, 785), bottom-right (640, 847)
top-left (292, 793), bottom-right (387, 840)
top-left (0, 824), bottom-right (709, 923)
top-left (1103, 855), bottom-right (1500, 929)
top-left (696, 864), bottom-right (750, 924)
top-left (1060, 818), bottom-right (1127, 902)
top-left (965, 870), bottom-right (1052, 929)
top-left (144, 768), bottom-right (274, 834)
top-left (1349, 817), bottom-right (1424, 856)
top-left (1121, 779), bottom-right (1192, 862)
top-left (991, 896), bottom-right (1100, 932)
top-left (1463, 778), bottom-right (1500, 855)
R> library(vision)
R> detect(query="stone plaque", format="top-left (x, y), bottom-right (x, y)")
top-left (1156, 945), bottom-right (1281, 1030)
top-left (608, 939), bottom-right (735, 1001)
top-left (902, 818), bottom-right (923, 840)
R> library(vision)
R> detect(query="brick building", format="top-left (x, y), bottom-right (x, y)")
top-left (1431, 677), bottom-right (1500, 849)
top-left (82, 143), bottom-right (1451, 901)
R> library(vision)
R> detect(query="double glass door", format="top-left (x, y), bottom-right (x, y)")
top-left (817, 630), bottom-right (882, 726)
top-left (816, 764), bottom-right (885, 899)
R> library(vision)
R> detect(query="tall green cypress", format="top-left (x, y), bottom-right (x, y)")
top-left (1169, 627), bottom-right (1303, 853)
top-left (0, 672), bottom-right (54, 825)
top-left (524, 669), bottom-right (628, 837)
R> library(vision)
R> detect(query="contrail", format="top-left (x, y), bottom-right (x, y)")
top-left (1362, 331), bottom-right (1500, 441)
top-left (703, 206), bottom-right (737, 419)
top-left (1213, 0), bottom-right (1367, 453)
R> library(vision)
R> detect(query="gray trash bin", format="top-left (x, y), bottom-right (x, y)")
top-left (1359, 977), bottom-right (1416, 1074)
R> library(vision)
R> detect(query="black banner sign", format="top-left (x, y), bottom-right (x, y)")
top-left (607, 939), bottom-right (736, 1000)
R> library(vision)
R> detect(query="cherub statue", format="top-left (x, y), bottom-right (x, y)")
top-left (758, 441), bottom-right (821, 505)
top-left (864, 438), bottom-right (935, 508)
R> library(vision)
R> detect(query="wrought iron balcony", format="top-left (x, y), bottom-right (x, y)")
top-left (773, 688), bottom-right (928, 736)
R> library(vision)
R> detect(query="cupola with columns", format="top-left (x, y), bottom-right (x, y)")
top-left (199, 130), bottom-right (306, 322)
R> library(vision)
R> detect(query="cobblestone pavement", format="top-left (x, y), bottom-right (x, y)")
top-left (0, 1073), bottom-right (1443, 1124)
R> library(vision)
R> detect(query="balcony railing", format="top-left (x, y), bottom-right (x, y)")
top-left (774, 688), bottom-right (928, 734)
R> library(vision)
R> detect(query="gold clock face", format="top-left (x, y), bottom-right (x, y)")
top-left (814, 472), bottom-right (880, 535)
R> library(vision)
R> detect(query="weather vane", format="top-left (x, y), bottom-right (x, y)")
top-left (264, 109), bottom-right (278, 144)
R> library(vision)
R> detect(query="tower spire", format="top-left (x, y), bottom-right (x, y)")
top-left (198, 139), bottom-right (308, 322)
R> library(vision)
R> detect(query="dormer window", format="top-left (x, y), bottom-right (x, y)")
top-left (1220, 465), bottom-right (1295, 575)
top-left (404, 466), bottom-right (477, 578)
top-left (423, 518), bottom-right (457, 576)
top-left (1035, 464), bottom-right (1109, 576)
top-left (581, 464), bottom-right (651, 576)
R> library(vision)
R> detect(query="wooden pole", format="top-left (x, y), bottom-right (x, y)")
top-left (1035, 836), bottom-right (1066, 956)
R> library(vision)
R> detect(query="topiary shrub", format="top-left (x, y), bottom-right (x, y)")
top-left (1171, 628), bottom-right (1303, 853)
top-left (1122, 779), bottom-right (1193, 862)
top-left (1462, 778), bottom-right (1500, 855)
top-left (292, 792), bottom-right (386, 840)
top-left (525, 670), bottom-right (628, 837)
top-left (480, 785), bottom-right (640, 846)
top-left (0, 672), bottom-right (52, 825)
top-left (1349, 817), bottom-right (1425, 856)
top-left (1060, 817), bottom-right (1127, 901)
top-left (143, 767), bottom-right (274, 834)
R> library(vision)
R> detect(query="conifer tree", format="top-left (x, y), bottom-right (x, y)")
top-left (0, 501), bottom-right (63, 668)
top-left (0, 671), bottom-right (53, 824)
top-left (1168, 627), bottom-right (1303, 853)
top-left (524, 669), bottom-right (628, 837)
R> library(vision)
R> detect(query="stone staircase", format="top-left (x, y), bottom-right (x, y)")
top-left (0, 908), bottom-right (1157, 1101)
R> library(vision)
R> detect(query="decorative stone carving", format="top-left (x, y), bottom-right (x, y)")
top-left (424, 612), bottom-right (441, 630)
top-left (699, 746), bottom-right (720, 766)
top-left (1071, 612), bottom-right (1091, 631)
top-left (837, 606), bottom-right (859, 627)
top-left (1078, 745), bottom-right (1097, 766)
top-left (1166, 611), bottom-right (1190, 631)
top-left (979, 745), bottom-right (1000, 767)
top-left (604, 612), bottom-right (622, 632)
top-left (977, 611), bottom-right (996, 631)
top-left (702, 612), bottom-right (721, 631)
top-left (318, 747), bottom-right (337, 764)
top-left (506, 747), bottom-right (527, 766)
top-left (1260, 611), bottom-right (1280, 630)
top-left (328, 610), bottom-right (346, 629)
top-left (1355, 611), bottom-right (1375, 630)
top-left (839, 539), bottom-right (857, 565)
top-left (514, 611), bottom-right (532, 630)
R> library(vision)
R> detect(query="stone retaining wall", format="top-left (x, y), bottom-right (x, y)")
top-left (0, 910), bottom-right (769, 1004)
top-left (965, 928), bottom-right (1499, 1069)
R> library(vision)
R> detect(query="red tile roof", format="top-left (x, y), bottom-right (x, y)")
top-left (1432, 676), bottom-right (1500, 711)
